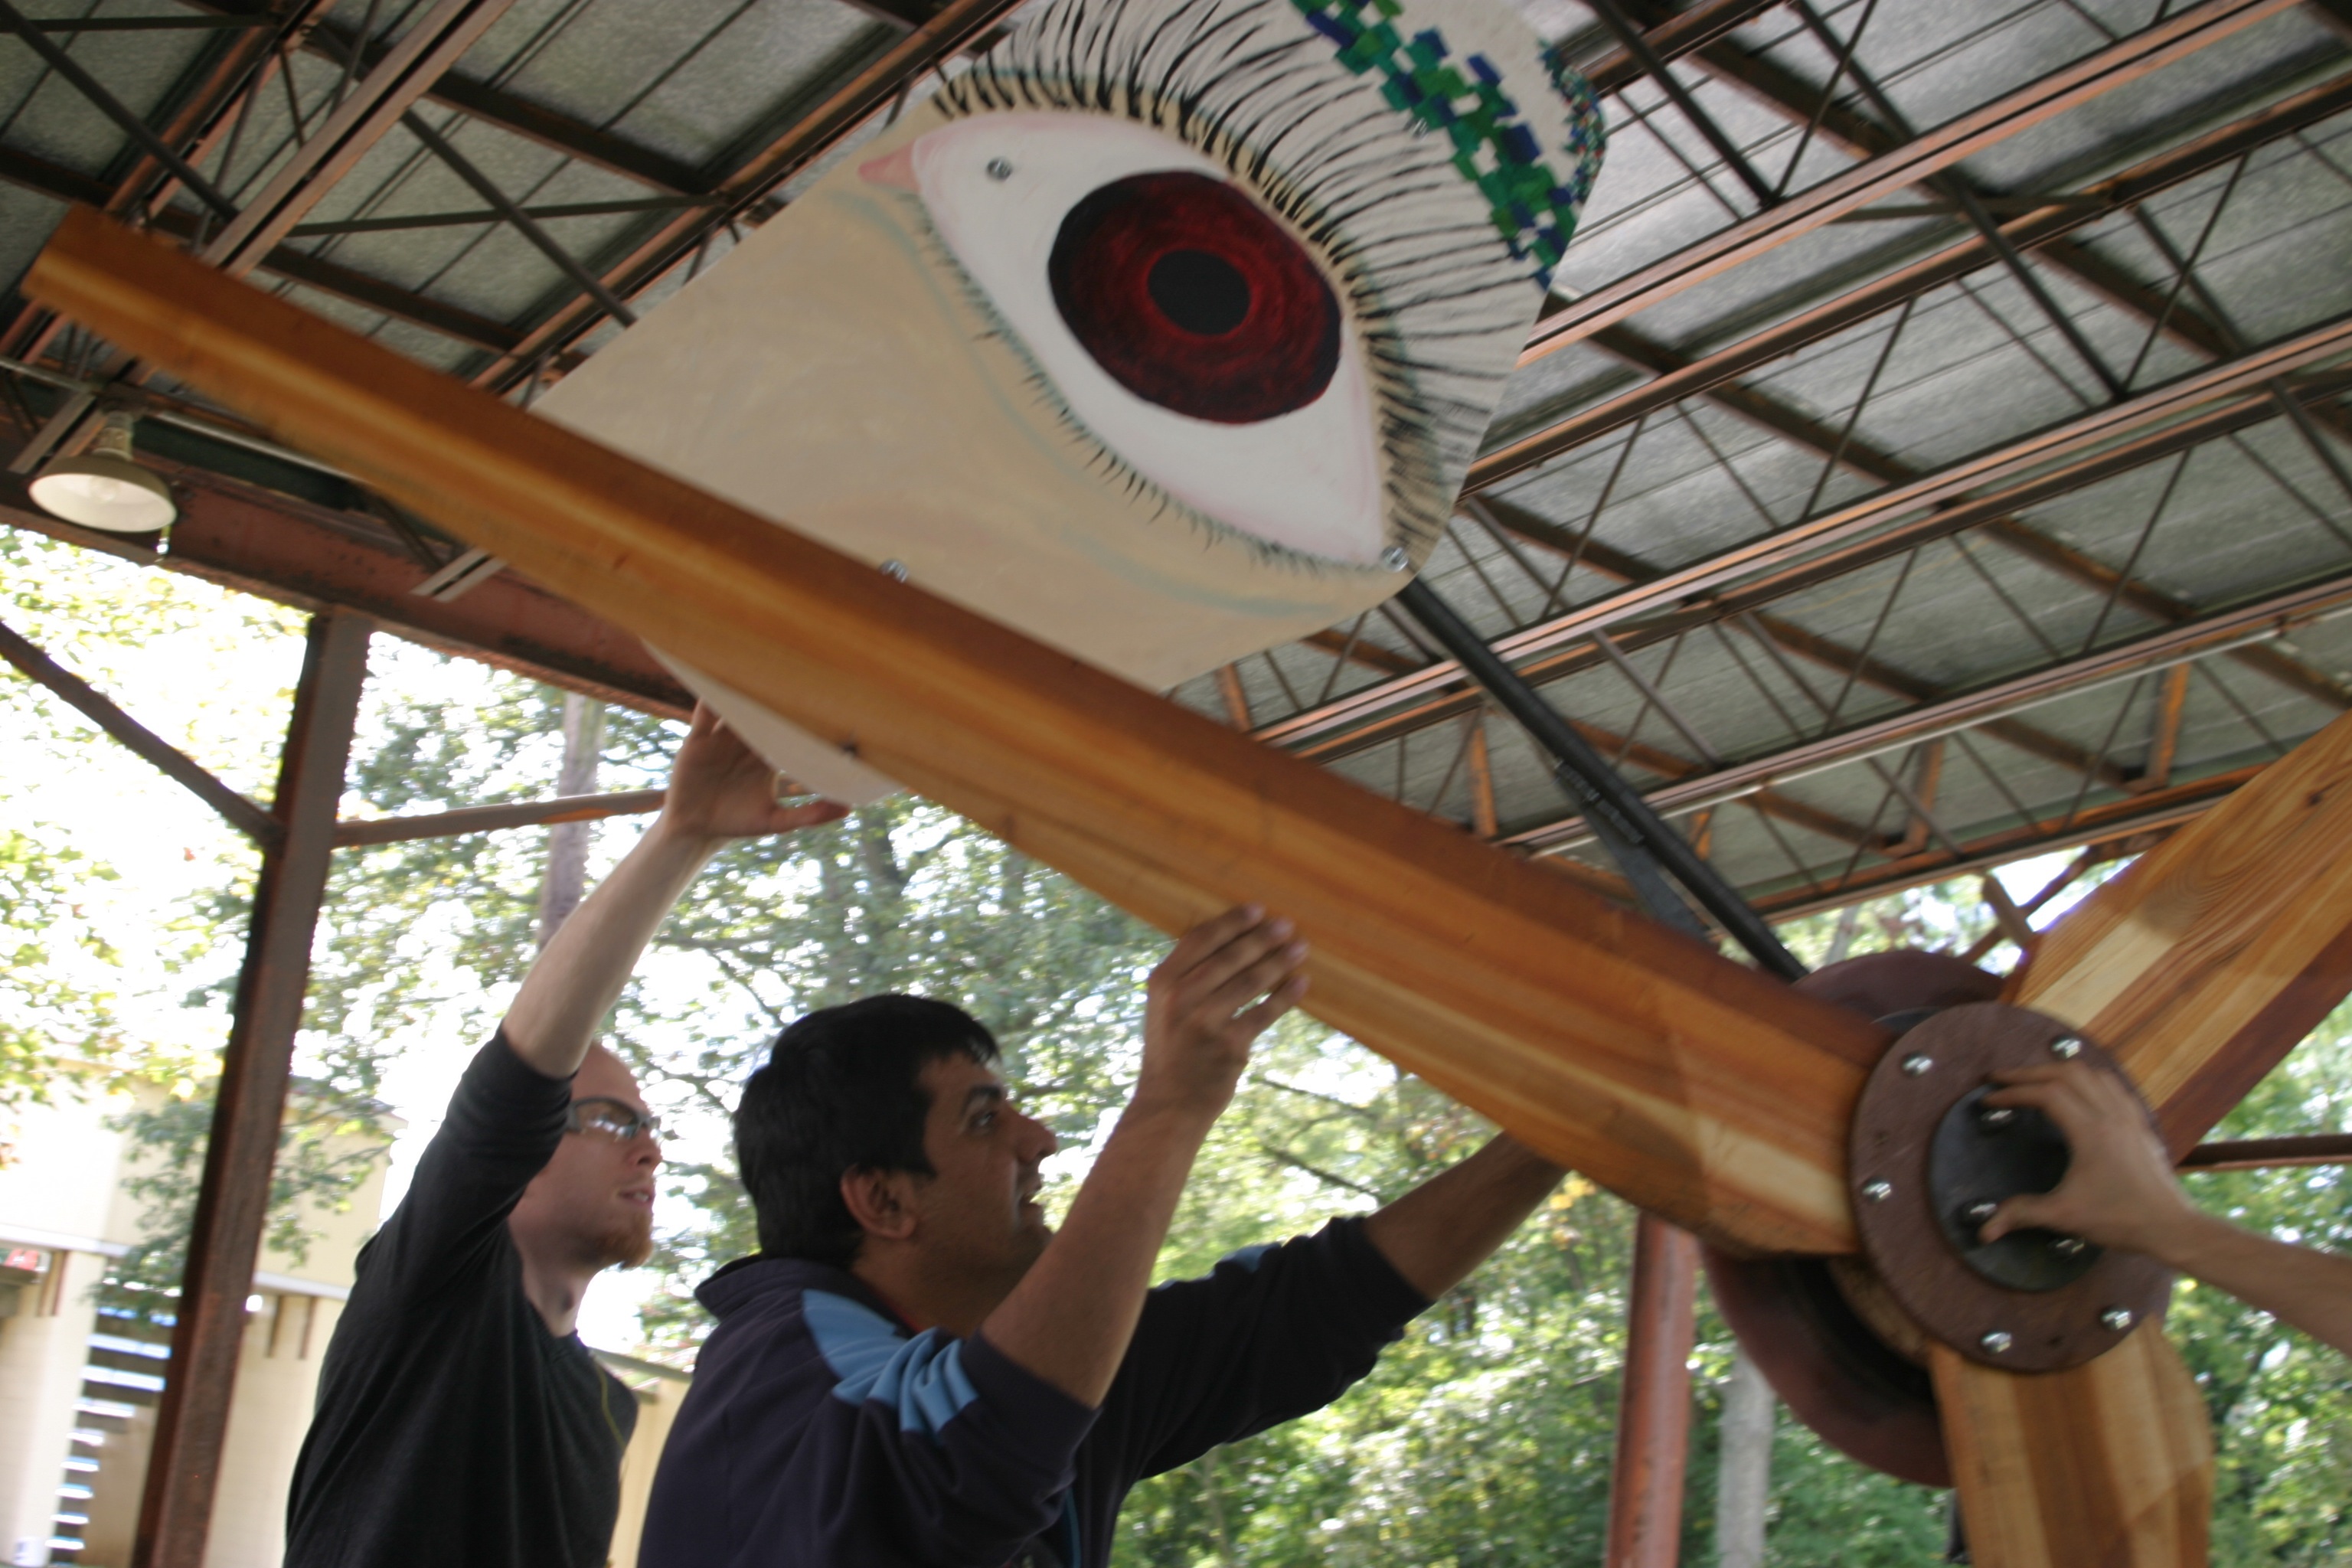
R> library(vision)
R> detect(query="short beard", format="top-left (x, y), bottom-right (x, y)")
top-left (590, 1210), bottom-right (655, 1271)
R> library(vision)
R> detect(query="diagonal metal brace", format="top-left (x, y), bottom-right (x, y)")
top-left (0, 615), bottom-right (279, 843)
top-left (1396, 577), bottom-right (1805, 978)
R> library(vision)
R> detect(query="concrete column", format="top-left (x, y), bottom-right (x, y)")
top-left (1716, 1348), bottom-right (1775, 1568)
top-left (0, 1250), bottom-right (106, 1566)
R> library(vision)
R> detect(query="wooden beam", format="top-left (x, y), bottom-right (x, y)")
top-left (2014, 708), bottom-right (2352, 1157)
top-left (29, 208), bottom-right (1893, 1256)
top-left (1932, 1328), bottom-right (2210, 1568)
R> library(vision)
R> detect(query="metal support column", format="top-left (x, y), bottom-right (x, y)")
top-left (1604, 1212), bottom-right (1703, 1568)
top-left (132, 611), bottom-right (371, 1568)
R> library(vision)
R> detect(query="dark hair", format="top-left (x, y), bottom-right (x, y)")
top-left (735, 994), bottom-right (999, 1266)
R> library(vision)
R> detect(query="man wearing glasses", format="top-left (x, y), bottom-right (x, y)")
top-left (283, 706), bottom-right (844, 1568)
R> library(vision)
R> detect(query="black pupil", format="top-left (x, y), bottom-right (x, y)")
top-left (1146, 249), bottom-right (1251, 337)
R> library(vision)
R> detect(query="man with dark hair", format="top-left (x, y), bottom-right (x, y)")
top-left (641, 906), bottom-right (1570, 1568)
top-left (284, 706), bottom-right (844, 1568)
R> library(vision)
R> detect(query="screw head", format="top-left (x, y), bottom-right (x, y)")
top-left (1379, 544), bottom-right (1410, 572)
top-left (2100, 1307), bottom-right (2134, 1331)
top-left (2050, 1034), bottom-right (2083, 1060)
top-left (1901, 1053), bottom-right (1932, 1076)
top-left (1981, 1331), bottom-right (2013, 1355)
top-left (879, 558), bottom-right (910, 583)
top-left (2051, 1236), bottom-right (2087, 1257)
top-left (1978, 1105), bottom-right (2017, 1129)
top-left (1963, 1199), bottom-right (2000, 1225)
top-left (985, 157), bottom-right (1014, 181)
top-left (1861, 1178), bottom-right (1893, 1204)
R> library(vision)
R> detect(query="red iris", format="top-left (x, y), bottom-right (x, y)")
top-left (1048, 171), bottom-right (1341, 425)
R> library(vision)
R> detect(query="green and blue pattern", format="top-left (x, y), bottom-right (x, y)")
top-left (1288, 0), bottom-right (1603, 284)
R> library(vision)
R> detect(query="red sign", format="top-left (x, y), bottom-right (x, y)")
top-left (2, 1247), bottom-right (48, 1272)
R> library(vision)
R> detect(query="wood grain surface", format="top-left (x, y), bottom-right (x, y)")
top-left (1932, 1327), bottom-right (2211, 1568)
top-left (26, 209), bottom-right (1891, 1254)
top-left (2010, 707), bottom-right (2352, 1152)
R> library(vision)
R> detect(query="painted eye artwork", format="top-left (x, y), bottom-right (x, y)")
top-left (534, 0), bottom-right (1604, 802)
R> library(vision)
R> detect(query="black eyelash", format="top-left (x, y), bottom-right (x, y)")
top-left (931, 0), bottom-right (1540, 564)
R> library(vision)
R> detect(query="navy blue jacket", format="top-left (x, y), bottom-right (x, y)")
top-left (639, 1217), bottom-right (1428, 1567)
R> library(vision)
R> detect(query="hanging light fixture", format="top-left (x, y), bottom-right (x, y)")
top-left (29, 411), bottom-right (177, 534)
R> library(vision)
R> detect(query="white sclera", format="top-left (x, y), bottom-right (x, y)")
top-left (906, 113), bottom-right (1387, 567)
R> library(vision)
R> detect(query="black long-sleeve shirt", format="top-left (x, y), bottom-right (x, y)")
top-left (638, 1217), bottom-right (1429, 1567)
top-left (285, 1034), bottom-right (636, 1568)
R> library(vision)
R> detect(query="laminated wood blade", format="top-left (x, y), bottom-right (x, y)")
top-left (2008, 707), bottom-right (2352, 1152)
top-left (24, 208), bottom-right (1891, 1255)
top-left (1931, 1326), bottom-right (2211, 1567)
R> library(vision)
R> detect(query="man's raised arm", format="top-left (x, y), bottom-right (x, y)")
top-left (1363, 1135), bottom-right (1565, 1299)
top-left (501, 704), bottom-right (846, 1079)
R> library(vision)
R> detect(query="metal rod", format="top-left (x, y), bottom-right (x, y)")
top-left (335, 786), bottom-right (665, 846)
top-left (1782, 0), bottom-right (2126, 398)
top-left (2178, 1132), bottom-right (2352, 1170)
top-left (1583, 0), bottom-right (1778, 207)
top-left (1395, 577), bottom-right (1806, 976)
top-left (0, 616), bottom-right (279, 843)
top-left (1514, 575), bottom-right (2352, 851)
top-left (398, 109), bottom-right (639, 326)
top-left (0, 0), bottom-right (240, 219)
top-left (1603, 1214), bottom-right (1703, 1568)
top-left (1, 12), bottom-right (275, 29)
top-left (131, 611), bottom-right (370, 1568)
top-left (286, 194), bottom-right (707, 237)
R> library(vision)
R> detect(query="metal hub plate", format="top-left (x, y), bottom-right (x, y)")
top-left (1848, 1001), bottom-right (2174, 1371)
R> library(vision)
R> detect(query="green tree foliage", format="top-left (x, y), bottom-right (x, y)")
top-left (0, 826), bottom-right (124, 1105)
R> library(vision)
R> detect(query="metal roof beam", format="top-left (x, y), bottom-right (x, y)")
top-left (1470, 494), bottom-right (2136, 789)
top-left (178, 0), bottom-right (711, 195)
top-left (1557, 332), bottom-right (2352, 714)
top-left (1477, 69), bottom-right (2352, 485)
top-left (1263, 324), bottom-right (2352, 753)
top-left (466, 0), bottom-right (1051, 392)
top-left (1512, 566), bottom-right (2352, 852)
top-left (0, 149), bottom-right (524, 351)
top-left (1660, 5), bottom-right (2343, 416)
top-left (0, 474), bottom-right (691, 716)
top-left (199, 0), bottom-right (518, 276)
top-left (1521, 0), bottom-right (2307, 360)
top-left (1576, 0), bottom-right (1785, 96)
top-left (1746, 767), bottom-right (2247, 916)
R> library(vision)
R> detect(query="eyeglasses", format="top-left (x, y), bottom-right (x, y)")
top-left (564, 1097), bottom-right (665, 1143)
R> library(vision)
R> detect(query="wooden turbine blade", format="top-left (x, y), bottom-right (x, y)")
top-left (2011, 705), bottom-right (2352, 1152)
top-left (25, 207), bottom-right (1891, 1255)
top-left (1918, 688), bottom-right (2352, 1560)
top-left (1931, 1328), bottom-right (2211, 1568)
